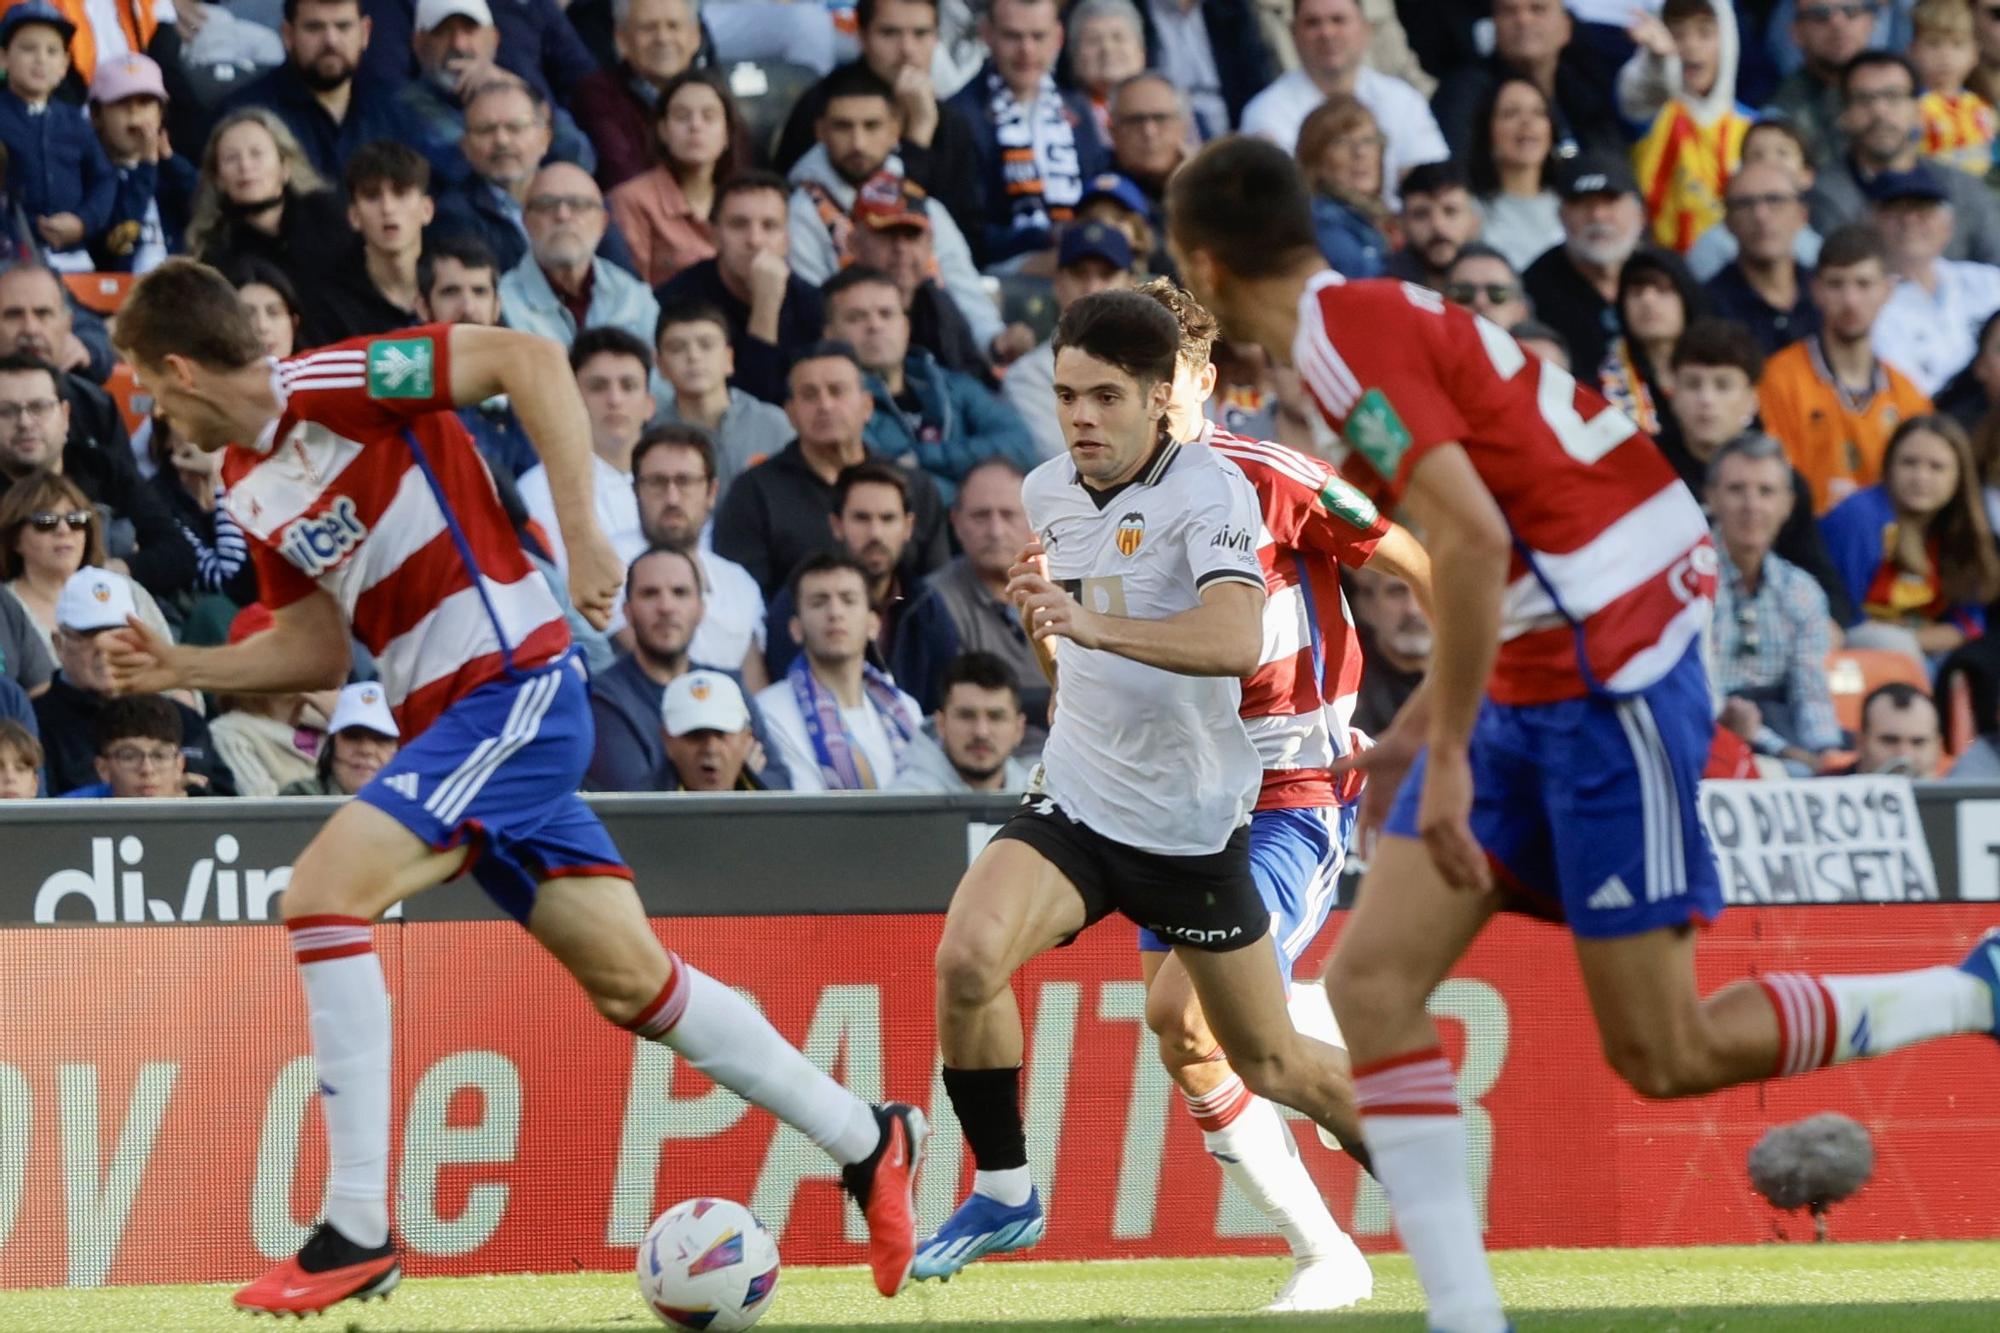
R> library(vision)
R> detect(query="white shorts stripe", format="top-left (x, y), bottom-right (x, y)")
top-left (1280, 809), bottom-right (1345, 961)
top-left (1630, 698), bottom-right (1686, 899)
top-left (423, 669), bottom-right (557, 826)
top-left (1615, 702), bottom-right (1666, 904)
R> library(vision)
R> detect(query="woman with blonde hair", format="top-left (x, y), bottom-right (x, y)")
top-left (0, 472), bottom-right (174, 655)
top-left (187, 108), bottom-right (348, 291)
top-left (1295, 96), bottom-right (1389, 278)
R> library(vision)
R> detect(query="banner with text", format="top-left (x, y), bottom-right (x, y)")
top-left (1699, 777), bottom-right (1940, 903)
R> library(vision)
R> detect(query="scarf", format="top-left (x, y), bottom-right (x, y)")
top-left (788, 655), bottom-right (919, 789)
top-left (984, 68), bottom-right (1083, 238)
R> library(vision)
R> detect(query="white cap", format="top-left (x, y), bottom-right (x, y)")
top-left (56, 567), bottom-right (136, 633)
top-left (661, 670), bottom-right (750, 737)
top-left (415, 0), bottom-right (493, 30)
top-left (328, 682), bottom-right (399, 738)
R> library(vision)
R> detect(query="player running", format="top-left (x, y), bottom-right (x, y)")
top-left (913, 289), bottom-right (1371, 1284)
top-left (1134, 278), bottom-right (1431, 1313)
top-left (102, 260), bottom-right (926, 1318)
top-left (1168, 136), bottom-right (2000, 1333)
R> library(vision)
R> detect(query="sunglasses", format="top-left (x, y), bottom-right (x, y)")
top-left (1446, 282), bottom-right (1520, 306)
top-left (27, 510), bottom-right (90, 532)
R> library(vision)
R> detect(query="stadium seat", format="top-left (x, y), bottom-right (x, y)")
top-left (728, 60), bottom-right (821, 165)
top-left (993, 274), bottom-right (1058, 343)
top-left (106, 362), bottom-right (150, 436)
top-left (62, 271), bottom-right (136, 317)
top-left (1825, 648), bottom-right (1932, 736)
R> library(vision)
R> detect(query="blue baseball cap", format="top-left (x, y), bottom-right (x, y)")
top-left (0, 0), bottom-right (75, 49)
top-left (1865, 164), bottom-right (1950, 206)
top-left (1058, 221), bottom-right (1133, 272)
top-left (1077, 173), bottom-right (1151, 217)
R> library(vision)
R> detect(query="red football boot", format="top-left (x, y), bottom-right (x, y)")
top-left (234, 1220), bottom-right (400, 1316)
top-left (841, 1102), bottom-right (929, 1296)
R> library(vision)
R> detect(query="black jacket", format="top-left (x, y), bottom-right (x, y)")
top-left (34, 674), bottom-right (235, 797)
top-left (197, 189), bottom-right (355, 305)
top-left (1432, 52), bottom-right (1623, 163)
top-left (656, 260), bottom-right (826, 406)
top-left (298, 240), bottom-right (423, 347)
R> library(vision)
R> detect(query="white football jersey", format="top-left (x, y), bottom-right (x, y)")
top-left (1024, 438), bottom-right (1267, 855)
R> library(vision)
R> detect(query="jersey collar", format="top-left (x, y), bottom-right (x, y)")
top-left (1072, 433), bottom-right (1182, 509)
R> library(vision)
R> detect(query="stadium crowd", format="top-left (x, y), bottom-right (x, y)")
top-left (1, 0), bottom-right (1999, 797)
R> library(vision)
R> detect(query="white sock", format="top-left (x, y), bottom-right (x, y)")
top-left (630, 956), bottom-right (881, 1165)
top-left (288, 917), bottom-right (391, 1249)
top-left (973, 1167), bottom-right (1033, 1206)
top-left (1356, 1050), bottom-right (1504, 1333)
top-left (1192, 1088), bottom-right (1345, 1261)
top-left (1762, 968), bottom-right (1995, 1073)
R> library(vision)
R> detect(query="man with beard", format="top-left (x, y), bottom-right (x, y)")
top-left (499, 162), bottom-right (659, 349)
top-left (1384, 163), bottom-right (1482, 291)
top-left (631, 423), bottom-right (769, 687)
top-left (763, 460), bottom-right (919, 679)
top-left (1765, 0), bottom-right (1878, 170)
top-left (218, 0), bottom-right (414, 182)
top-left (1523, 152), bottom-right (1654, 377)
top-left (1345, 562), bottom-right (1430, 736)
top-left (587, 544), bottom-right (789, 790)
top-left (888, 650), bottom-right (1032, 793)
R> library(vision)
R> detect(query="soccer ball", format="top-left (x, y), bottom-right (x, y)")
top-left (637, 1198), bottom-right (780, 1331)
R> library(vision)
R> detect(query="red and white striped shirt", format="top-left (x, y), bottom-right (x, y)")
top-left (1202, 424), bottom-right (1386, 810)
top-left (222, 328), bottom-right (569, 737)
top-left (1291, 271), bottom-right (1715, 706)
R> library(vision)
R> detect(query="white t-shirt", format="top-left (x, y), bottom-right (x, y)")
top-left (517, 453), bottom-right (644, 575)
top-left (1871, 259), bottom-right (2000, 397)
top-left (689, 545), bottom-right (767, 673)
top-left (1023, 438), bottom-right (1266, 855)
top-left (755, 672), bottom-right (926, 792)
top-left (1239, 66), bottom-right (1449, 208)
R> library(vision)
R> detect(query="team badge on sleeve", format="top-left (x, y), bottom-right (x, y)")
top-left (367, 338), bottom-right (436, 399)
top-left (1343, 389), bottom-right (1412, 481)
top-left (1116, 511), bottom-right (1146, 556)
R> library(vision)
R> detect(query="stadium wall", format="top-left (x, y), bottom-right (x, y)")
top-left (1, 784), bottom-right (1998, 1289)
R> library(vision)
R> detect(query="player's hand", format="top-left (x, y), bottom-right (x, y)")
top-left (1009, 570), bottom-right (1101, 649)
top-left (567, 530), bottom-right (625, 632)
top-left (103, 614), bottom-right (189, 695)
top-left (1007, 538), bottom-right (1050, 589)
top-left (1331, 727), bottom-right (1412, 853)
top-left (1415, 746), bottom-right (1491, 893)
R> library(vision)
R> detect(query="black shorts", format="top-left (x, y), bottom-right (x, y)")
top-left (992, 798), bottom-right (1267, 953)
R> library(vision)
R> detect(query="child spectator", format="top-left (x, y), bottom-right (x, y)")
top-left (0, 717), bottom-right (39, 798)
top-left (1912, 0), bottom-right (1998, 178)
top-left (1620, 0), bottom-right (1750, 254)
top-left (88, 54), bottom-right (195, 275)
top-left (0, 1), bottom-right (115, 273)
top-left (71, 692), bottom-right (190, 799)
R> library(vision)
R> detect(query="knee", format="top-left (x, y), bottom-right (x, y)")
top-left (277, 869), bottom-right (361, 923)
top-left (934, 928), bottom-right (1011, 1014)
top-left (1225, 1044), bottom-right (1300, 1105)
top-left (1324, 952), bottom-right (1421, 1033)
top-left (1601, 1034), bottom-right (1713, 1100)
top-left (1145, 985), bottom-right (1208, 1065)
top-left (584, 956), bottom-right (673, 1028)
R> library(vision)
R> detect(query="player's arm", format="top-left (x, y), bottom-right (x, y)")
top-left (1010, 571), bottom-right (1265, 677)
top-left (1359, 522), bottom-right (1435, 618)
top-left (103, 590), bottom-right (351, 696)
top-left (446, 324), bottom-right (622, 629)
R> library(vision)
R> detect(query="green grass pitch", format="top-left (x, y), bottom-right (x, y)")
top-left (3, 1242), bottom-right (1996, 1332)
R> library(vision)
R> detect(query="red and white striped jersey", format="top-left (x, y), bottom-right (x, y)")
top-left (222, 328), bottom-right (569, 737)
top-left (1291, 271), bottom-right (1715, 706)
top-left (1201, 424), bottom-right (1386, 810)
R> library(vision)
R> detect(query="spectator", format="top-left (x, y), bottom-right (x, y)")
top-left (89, 54), bottom-right (195, 274)
top-left (1621, 0), bottom-right (1749, 255)
top-left (1510, 317), bottom-right (1571, 369)
top-left (146, 410), bottom-right (257, 607)
top-left (1977, 0), bottom-right (2000, 106)
top-left (1940, 308), bottom-right (2000, 432)
top-left (1870, 165), bottom-right (2000, 398)
top-left (653, 299), bottom-right (793, 491)
top-left (1073, 171), bottom-right (1166, 279)
top-left (1765, 0), bottom-right (1876, 168)
top-left (1466, 75), bottom-right (1562, 273)
top-left (764, 457), bottom-right (919, 678)
top-left (280, 680), bottom-right (399, 795)
top-left (33, 567), bottom-right (229, 796)
top-left (1384, 160), bottom-right (1480, 291)
top-left (207, 607), bottom-right (334, 797)
top-left (1706, 432), bottom-right (1844, 772)
top-left (889, 649), bottom-right (1032, 791)
top-left (889, 456), bottom-right (1049, 726)
top-left (572, 0), bottom-right (703, 190)
top-left (606, 67), bottom-right (730, 288)
top-left (713, 341), bottom-right (947, 594)
top-left (428, 78), bottom-right (567, 275)
top-left (755, 549), bottom-right (936, 790)
top-left (824, 266), bottom-right (1036, 505)
top-left (846, 172), bottom-right (1019, 379)
top-left (229, 257), bottom-right (305, 360)
top-left (1345, 560), bottom-right (1428, 735)
top-left (0, 472), bottom-right (174, 655)
top-left (215, 0), bottom-right (413, 182)
top-left (1809, 51), bottom-right (2000, 265)
top-left (1067, 0), bottom-right (1147, 142)
top-left (1686, 117), bottom-right (1824, 283)
top-left (946, 0), bottom-right (1110, 264)
top-left (1430, 0), bottom-right (1622, 162)
top-left (300, 140), bottom-right (432, 344)
top-left (500, 162), bottom-right (659, 349)
top-left (0, 717), bottom-right (40, 798)
top-left (1134, 0), bottom-right (1274, 140)
top-left (1107, 70), bottom-right (1188, 216)
top-left (630, 424), bottom-right (768, 684)
top-left (186, 107), bottom-right (350, 293)
top-left (1943, 633), bottom-right (2000, 778)
top-left (655, 667), bottom-right (770, 791)
top-left (773, 0), bottom-right (984, 229)
top-left (394, 0), bottom-right (596, 187)
top-left (1840, 681), bottom-right (1944, 774)
top-left (1296, 95), bottom-right (1390, 278)
top-left (1240, 0), bottom-right (1446, 202)
top-left (517, 326), bottom-right (653, 574)
top-left (1761, 223), bottom-right (1932, 513)
top-left (1523, 152), bottom-right (1651, 378)
top-left (1662, 319), bottom-right (1850, 618)
top-left (1599, 249), bottom-right (1705, 438)
top-left (1004, 220), bottom-right (1134, 459)
top-left (70, 693), bottom-right (191, 799)
top-left (1913, 0), bottom-right (1996, 177)
top-left (1820, 413), bottom-right (2000, 657)
top-left (0, 0), bottom-right (115, 272)
top-left (1703, 157), bottom-right (1821, 355)
top-left (587, 544), bottom-right (787, 790)
top-left (413, 233), bottom-right (536, 483)
top-left (656, 172), bottom-right (826, 405)
top-left (0, 265), bottom-right (136, 468)
top-left (0, 347), bottom-right (196, 601)
top-left (1443, 244), bottom-right (1532, 328)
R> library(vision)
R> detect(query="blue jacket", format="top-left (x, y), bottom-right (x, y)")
top-left (393, 76), bottom-right (596, 189)
top-left (498, 250), bottom-right (658, 350)
top-left (862, 352), bottom-right (1038, 507)
top-left (93, 155), bottom-right (197, 273)
top-left (946, 65), bottom-right (1109, 263)
top-left (1312, 194), bottom-right (1388, 279)
top-left (0, 88), bottom-right (115, 238)
top-left (1818, 485), bottom-right (1990, 635)
top-left (219, 65), bottom-right (417, 184)
top-left (359, 0), bottom-right (598, 108)
top-left (428, 173), bottom-right (642, 277)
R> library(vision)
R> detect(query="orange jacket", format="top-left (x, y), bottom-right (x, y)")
top-left (1, 0), bottom-right (159, 86)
